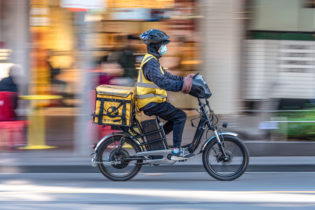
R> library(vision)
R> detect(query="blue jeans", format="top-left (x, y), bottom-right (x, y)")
top-left (143, 102), bottom-right (187, 148)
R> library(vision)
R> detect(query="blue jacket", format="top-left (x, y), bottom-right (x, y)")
top-left (141, 43), bottom-right (184, 110)
top-left (0, 77), bottom-right (18, 92)
top-left (143, 59), bottom-right (183, 92)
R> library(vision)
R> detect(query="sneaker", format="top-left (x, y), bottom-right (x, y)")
top-left (172, 148), bottom-right (181, 156)
top-left (171, 148), bottom-right (194, 160)
top-left (182, 147), bottom-right (195, 158)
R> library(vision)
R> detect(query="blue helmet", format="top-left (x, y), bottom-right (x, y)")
top-left (140, 29), bottom-right (170, 45)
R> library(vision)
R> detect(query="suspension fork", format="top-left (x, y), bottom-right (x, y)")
top-left (213, 129), bottom-right (228, 160)
top-left (199, 98), bottom-right (228, 160)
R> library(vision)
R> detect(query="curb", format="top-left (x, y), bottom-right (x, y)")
top-left (1, 164), bottom-right (315, 173)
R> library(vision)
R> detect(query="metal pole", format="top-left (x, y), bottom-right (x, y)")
top-left (74, 11), bottom-right (93, 156)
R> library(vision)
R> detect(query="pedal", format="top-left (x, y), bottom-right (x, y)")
top-left (184, 153), bottom-right (195, 158)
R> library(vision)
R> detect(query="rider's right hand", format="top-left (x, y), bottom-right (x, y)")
top-left (188, 73), bottom-right (195, 78)
top-left (182, 75), bottom-right (193, 94)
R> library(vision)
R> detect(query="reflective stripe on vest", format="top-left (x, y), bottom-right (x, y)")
top-left (136, 54), bottom-right (167, 109)
top-left (135, 82), bottom-right (160, 89)
top-left (136, 93), bottom-right (167, 99)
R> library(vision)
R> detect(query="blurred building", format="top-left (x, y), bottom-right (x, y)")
top-left (1, 0), bottom-right (206, 152)
top-left (5, 0), bottom-right (315, 152)
top-left (245, 0), bottom-right (315, 109)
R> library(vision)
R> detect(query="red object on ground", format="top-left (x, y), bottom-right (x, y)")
top-left (0, 91), bottom-right (17, 121)
top-left (0, 121), bottom-right (26, 151)
top-left (98, 125), bottom-right (116, 139)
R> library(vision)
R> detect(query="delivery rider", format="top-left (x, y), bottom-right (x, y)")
top-left (136, 29), bottom-right (194, 158)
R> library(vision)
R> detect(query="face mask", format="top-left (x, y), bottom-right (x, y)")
top-left (159, 45), bottom-right (167, 55)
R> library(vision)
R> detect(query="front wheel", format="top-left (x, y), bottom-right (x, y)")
top-left (202, 135), bottom-right (249, 181)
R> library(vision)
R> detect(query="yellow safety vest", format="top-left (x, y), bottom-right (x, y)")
top-left (136, 54), bottom-right (167, 109)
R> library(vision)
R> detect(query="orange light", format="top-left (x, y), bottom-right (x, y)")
top-left (67, 8), bottom-right (88, 12)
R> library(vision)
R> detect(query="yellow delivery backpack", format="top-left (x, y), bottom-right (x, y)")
top-left (93, 85), bottom-right (135, 127)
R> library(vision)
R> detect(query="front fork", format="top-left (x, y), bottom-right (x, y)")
top-left (200, 98), bottom-right (228, 160)
top-left (203, 107), bottom-right (228, 160)
top-left (213, 129), bottom-right (229, 161)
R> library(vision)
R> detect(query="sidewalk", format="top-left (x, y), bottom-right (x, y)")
top-left (1, 151), bottom-right (315, 173)
top-left (24, 107), bottom-right (315, 148)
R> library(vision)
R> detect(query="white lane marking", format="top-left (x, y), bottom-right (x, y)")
top-left (1, 183), bottom-right (315, 203)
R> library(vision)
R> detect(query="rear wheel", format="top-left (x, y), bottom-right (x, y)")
top-left (97, 135), bottom-right (142, 181)
top-left (202, 135), bottom-right (249, 181)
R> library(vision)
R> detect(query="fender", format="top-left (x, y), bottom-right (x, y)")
top-left (94, 132), bottom-right (142, 153)
top-left (200, 131), bottom-right (238, 153)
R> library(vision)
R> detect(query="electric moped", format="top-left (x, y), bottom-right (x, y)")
top-left (91, 75), bottom-right (249, 181)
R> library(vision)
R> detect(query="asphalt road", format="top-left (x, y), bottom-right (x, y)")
top-left (1, 172), bottom-right (315, 209)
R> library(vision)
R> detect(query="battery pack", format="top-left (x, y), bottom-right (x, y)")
top-left (141, 119), bottom-right (167, 151)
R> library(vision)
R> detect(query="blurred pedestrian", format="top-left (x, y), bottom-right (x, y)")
top-left (110, 35), bottom-right (139, 86)
top-left (118, 35), bottom-right (138, 78)
top-left (46, 49), bottom-right (67, 95)
top-left (0, 65), bottom-right (19, 93)
top-left (0, 65), bottom-right (20, 121)
top-left (95, 55), bottom-right (118, 86)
